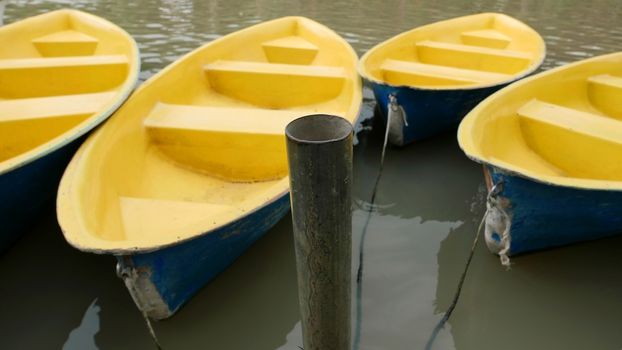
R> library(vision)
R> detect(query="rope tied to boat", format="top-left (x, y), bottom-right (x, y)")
top-left (484, 182), bottom-right (512, 268)
top-left (354, 94), bottom-right (399, 350)
top-left (116, 263), bottom-right (164, 350)
top-left (386, 94), bottom-right (408, 147)
top-left (425, 182), bottom-right (511, 349)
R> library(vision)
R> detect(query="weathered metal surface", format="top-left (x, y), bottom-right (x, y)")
top-left (485, 165), bottom-right (622, 255)
top-left (115, 193), bottom-right (291, 320)
top-left (286, 114), bottom-right (353, 350)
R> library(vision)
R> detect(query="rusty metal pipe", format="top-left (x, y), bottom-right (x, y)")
top-left (285, 114), bottom-right (353, 350)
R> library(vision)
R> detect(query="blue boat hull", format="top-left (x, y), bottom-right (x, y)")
top-left (0, 137), bottom-right (83, 253)
top-left (116, 192), bottom-right (291, 320)
top-left (369, 82), bottom-right (509, 145)
top-left (485, 166), bottom-right (622, 255)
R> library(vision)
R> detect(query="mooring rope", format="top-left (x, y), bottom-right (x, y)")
top-left (353, 95), bottom-right (397, 350)
top-left (486, 193), bottom-right (512, 267)
top-left (423, 212), bottom-right (486, 350)
top-left (117, 264), bottom-right (164, 350)
top-left (353, 97), bottom-right (512, 350)
top-left (425, 183), bottom-right (510, 350)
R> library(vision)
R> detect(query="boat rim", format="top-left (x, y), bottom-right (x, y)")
top-left (357, 12), bottom-right (546, 92)
top-left (458, 51), bottom-right (622, 192)
top-left (57, 16), bottom-right (362, 254)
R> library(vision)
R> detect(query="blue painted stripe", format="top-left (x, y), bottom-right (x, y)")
top-left (488, 166), bottom-right (622, 255)
top-left (120, 192), bottom-right (292, 315)
top-left (369, 82), bottom-right (508, 144)
top-left (0, 136), bottom-right (84, 253)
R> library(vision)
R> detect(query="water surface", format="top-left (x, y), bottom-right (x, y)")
top-left (1, 1), bottom-right (622, 349)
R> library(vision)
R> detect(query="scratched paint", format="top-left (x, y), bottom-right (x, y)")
top-left (1, 1), bottom-right (622, 350)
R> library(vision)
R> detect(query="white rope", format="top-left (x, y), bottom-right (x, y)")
top-left (425, 182), bottom-right (512, 349)
top-left (425, 210), bottom-right (486, 350)
top-left (354, 101), bottom-right (394, 350)
top-left (484, 185), bottom-right (512, 268)
top-left (117, 264), bottom-right (163, 349)
top-left (387, 94), bottom-right (408, 147)
top-left (381, 96), bottom-right (393, 164)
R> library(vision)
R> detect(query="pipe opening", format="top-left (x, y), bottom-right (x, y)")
top-left (286, 114), bottom-right (352, 144)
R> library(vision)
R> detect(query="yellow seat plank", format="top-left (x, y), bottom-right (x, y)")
top-left (588, 74), bottom-right (622, 89)
top-left (381, 58), bottom-right (511, 86)
top-left (145, 103), bottom-right (342, 182)
top-left (416, 40), bottom-right (532, 74)
top-left (0, 92), bottom-right (117, 161)
top-left (461, 29), bottom-right (511, 49)
top-left (518, 99), bottom-right (622, 180)
top-left (32, 30), bottom-right (99, 57)
top-left (204, 60), bottom-right (346, 107)
top-left (0, 92), bottom-right (116, 122)
top-left (0, 55), bottom-right (129, 98)
top-left (0, 54), bottom-right (127, 70)
top-left (262, 36), bottom-right (319, 65)
top-left (144, 103), bottom-right (323, 135)
top-left (588, 74), bottom-right (622, 118)
top-left (518, 99), bottom-right (622, 144)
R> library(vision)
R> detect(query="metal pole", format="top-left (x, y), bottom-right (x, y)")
top-left (285, 114), bottom-right (353, 350)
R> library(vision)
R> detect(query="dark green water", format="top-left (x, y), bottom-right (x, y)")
top-left (1, 1), bottom-right (622, 349)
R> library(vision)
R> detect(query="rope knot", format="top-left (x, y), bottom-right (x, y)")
top-left (484, 181), bottom-right (512, 269)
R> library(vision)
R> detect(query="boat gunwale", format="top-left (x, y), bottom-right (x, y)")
top-left (0, 9), bottom-right (141, 177)
top-left (57, 16), bottom-right (362, 254)
top-left (357, 12), bottom-right (546, 92)
top-left (458, 51), bottom-right (622, 192)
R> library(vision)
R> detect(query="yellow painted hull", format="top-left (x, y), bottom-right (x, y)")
top-left (0, 9), bottom-right (139, 175)
top-left (57, 16), bottom-right (362, 254)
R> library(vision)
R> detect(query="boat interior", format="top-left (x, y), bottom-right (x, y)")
top-left (60, 17), bottom-right (361, 251)
top-left (0, 10), bottom-right (135, 171)
top-left (360, 13), bottom-right (545, 89)
top-left (460, 53), bottom-right (622, 186)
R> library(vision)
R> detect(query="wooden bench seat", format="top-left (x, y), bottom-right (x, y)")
top-left (588, 74), bottom-right (622, 117)
top-left (0, 55), bottom-right (129, 98)
top-left (518, 99), bottom-right (622, 179)
top-left (204, 60), bottom-right (345, 107)
top-left (416, 40), bottom-right (532, 74)
top-left (145, 102), bottom-right (342, 181)
top-left (262, 36), bottom-right (319, 65)
top-left (381, 58), bottom-right (511, 86)
top-left (32, 30), bottom-right (99, 57)
top-left (461, 29), bottom-right (511, 49)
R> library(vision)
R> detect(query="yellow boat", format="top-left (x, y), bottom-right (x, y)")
top-left (0, 9), bottom-right (139, 251)
top-left (458, 52), bottom-right (622, 257)
top-left (359, 13), bottom-right (545, 145)
top-left (57, 16), bottom-right (361, 319)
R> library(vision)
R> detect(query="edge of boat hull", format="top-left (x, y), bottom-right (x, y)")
top-left (115, 192), bottom-right (291, 320)
top-left (484, 165), bottom-right (622, 256)
top-left (0, 135), bottom-right (84, 253)
top-left (369, 81), bottom-right (510, 145)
